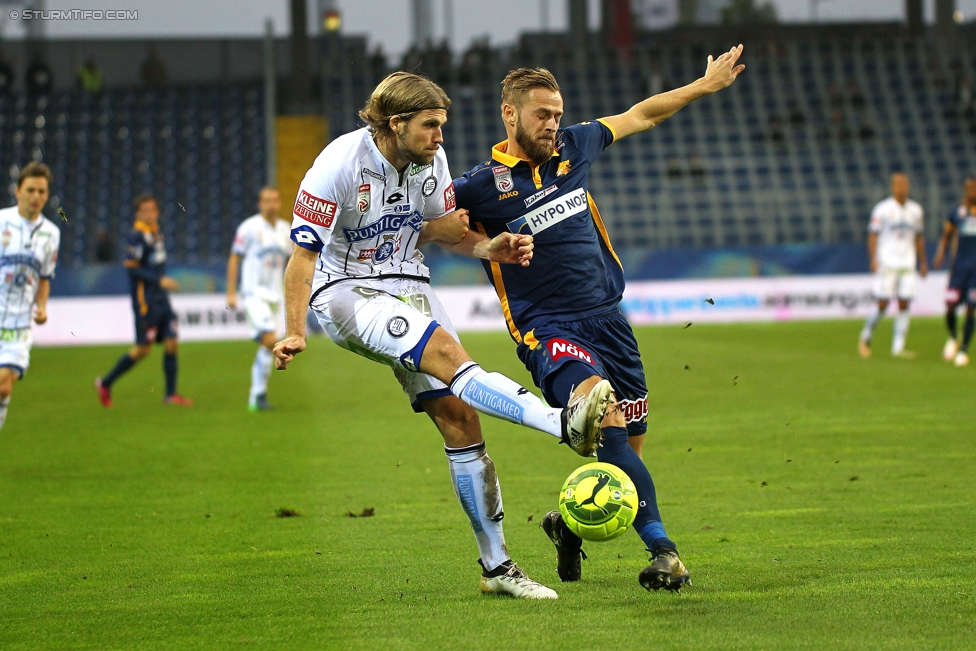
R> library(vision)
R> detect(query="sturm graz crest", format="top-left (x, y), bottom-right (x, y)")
top-left (422, 176), bottom-right (437, 197)
top-left (387, 316), bottom-right (409, 338)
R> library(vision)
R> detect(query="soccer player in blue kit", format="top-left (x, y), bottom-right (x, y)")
top-left (934, 177), bottom-right (976, 367)
top-left (451, 47), bottom-right (744, 591)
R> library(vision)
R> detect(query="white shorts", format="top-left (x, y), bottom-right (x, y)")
top-left (310, 278), bottom-right (458, 411)
top-left (243, 296), bottom-right (281, 340)
top-left (873, 268), bottom-right (916, 300)
top-left (0, 329), bottom-right (32, 379)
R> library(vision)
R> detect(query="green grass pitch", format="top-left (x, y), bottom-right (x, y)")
top-left (1, 318), bottom-right (974, 650)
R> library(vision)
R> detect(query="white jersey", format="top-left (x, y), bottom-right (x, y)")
top-left (869, 197), bottom-right (924, 270)
top-left (0, 206), bottom-right (60, 330)
top-left (232, 214), bottom-right (292, 302)
top-left (289, 127), bottom-right (456, 295)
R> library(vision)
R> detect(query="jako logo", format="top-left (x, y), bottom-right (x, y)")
top-left (548, 339), bottom-right (594, 364)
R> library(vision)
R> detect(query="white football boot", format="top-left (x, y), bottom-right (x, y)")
top-left (560, 379), bottom-right (615, 457)
top-left (954, 351), bottom-right (970, 367)
top-left (480, 563), bottom-right (559, 599)
top-left (943, 338), bottom-right (959, 362)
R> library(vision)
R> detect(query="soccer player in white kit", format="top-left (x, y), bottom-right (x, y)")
top-left (0, 162), bottom-right (61, 431)
top-left (273, 73), bottom-right (614, 599)
top-left (226, 187), bottom-right (291, 410)
top-left (859, 173), bottom-right (928, 358)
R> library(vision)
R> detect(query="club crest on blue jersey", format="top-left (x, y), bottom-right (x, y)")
top-left (343, 211), bottom-right (423, 243)
top-left (493, 166), bottom-right (514, 192)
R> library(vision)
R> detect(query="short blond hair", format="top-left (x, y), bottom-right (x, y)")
top-left (359, 72), bottom-right (451, 138)
top-left (501, 67), bottom-right (560, 108)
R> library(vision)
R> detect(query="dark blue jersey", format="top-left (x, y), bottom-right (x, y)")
top-left (454, 120), bottom-right (623, 343)
top-left (124, 222), bottom-right (171, 315)
top-left (948, 204), bottom-right (976, 271)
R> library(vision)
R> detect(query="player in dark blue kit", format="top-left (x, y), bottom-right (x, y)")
top-left (934, 177), bottom-right (976, 367)
top-left (452, 50), bottom-right (744, 591)
top-left (96, 195), bottom-right (193, 406)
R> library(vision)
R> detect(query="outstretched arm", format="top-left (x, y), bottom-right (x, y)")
top-left (438, 230), bottom-right (534, 267)
top-left (273, 247), bottom-right (318, 369)
top-left (601, 44), bottom-right (745, 141)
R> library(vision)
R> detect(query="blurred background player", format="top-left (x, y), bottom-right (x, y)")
top-left (96, 195), bottom-right (193, 406)
top-left (452, 50), bottom-right (744, 592)
top-left (933, 177), bottom-right (976, 367)
top-left (0, 163), bottom-right (61, 431)
top-left (858, 173), bottom-right (928, 359)
top-left (227, 187), bottom-right (291, 410)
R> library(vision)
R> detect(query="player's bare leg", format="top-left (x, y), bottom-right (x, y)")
top-left (0, 367), bottom-right (17, 431)
top-left (162, 337), bottom-right (193, 405)
top-left (422, 395), bottom-right (557, 599)
top-left (249, 332), bottom-right (277, 411)
top-left (859, 299), bottom-right (889, 358)
top-left (892, 299), bottom-right (915, 358)
top-left (418, 327), bottom-right (605, 456)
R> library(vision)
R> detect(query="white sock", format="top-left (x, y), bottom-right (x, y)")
top-left (0, 396), bottom-right (8, 431)
top-left (449, 362), bottom-right (561, 438)
top-left (249, 346), bottom-right (274, 403)
top-left (861, 304), bottom-right (882, 342)
top-left (893, 309), bottom-right (910, 354)
top-left (446, 442), bottom-right (509, 572)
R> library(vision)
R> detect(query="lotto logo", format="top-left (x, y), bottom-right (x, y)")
top-left (443, 183), bottom-right (456, 211)
top-left (548, 339), bottom-right (594, 364)
top-left (294, 190), bottom-right (338, 228)
top-left (618, 397), bottom-right (648, 424)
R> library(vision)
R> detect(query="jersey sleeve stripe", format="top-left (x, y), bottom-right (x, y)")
top-left (587, 193), bottom-right (622, 270)
top-left (475, 222), bottom-right (523, 344)
top-left (596, 118), bottom-right (618, 143)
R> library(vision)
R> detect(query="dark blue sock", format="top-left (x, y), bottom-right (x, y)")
top-left (596, 426), bottom-right (677, 552)
top-left (102, 354), bottom-right (136, 387)
top-left (164, 353), bottom-right (177, 397)
top-left (962, 313), bottom-right (975, 352)
top-left (947, 308), bottom-right (958, 338)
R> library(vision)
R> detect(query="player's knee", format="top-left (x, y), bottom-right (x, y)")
top-left (260, 332), bottom-right (277, 350)
top-left (163, 338), bottom-right (178, 354)
top-left (602, 403), bottom-right (627, 428)
top-left (0, 376), bottom-right (13, 399)
top-left (897, 300), bottom-right (910, 311)
top-left (130, 345), bottom-right (151, 360)
top-left (420, 327), bottom-right (471, 381)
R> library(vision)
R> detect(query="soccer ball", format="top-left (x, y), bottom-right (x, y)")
top-left (558, 462), bottom-right (637, 542)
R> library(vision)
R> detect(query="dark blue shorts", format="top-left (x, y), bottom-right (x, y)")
top-left (517, 309), bottom-right (648, 436)
top-left (947, 267), bottom-right (976, 305)
top-left (135, 307), bottom-right (179, 345)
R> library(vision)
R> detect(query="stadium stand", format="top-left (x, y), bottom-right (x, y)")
top-left (0, 84), bottom-right (265, 266)
top-left (2, 26), bottom-right (976, 266)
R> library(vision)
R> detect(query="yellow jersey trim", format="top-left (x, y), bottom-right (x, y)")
top-left (133, 221), bottom-right (157, 234)
top-left (588, 193), bottom-right (622, 270)
top-left (475, 222), bottom-right (522, 343)
top-left (523, 329), bottom-right (540, 350)
top-left (596, 118), bottom-right (618, 143)
top-left (136, 280), bottom-right (148, 316)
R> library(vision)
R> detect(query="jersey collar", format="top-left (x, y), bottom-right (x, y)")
top-left (134, 221), bottom-right (158, 234)
top-left (363, 128), bottom-right (397, 178)
top-left (491, 139), bottom-right (559, 168)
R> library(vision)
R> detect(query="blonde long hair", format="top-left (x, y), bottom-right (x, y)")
top-left (359, 72), bottom-right (451, 138)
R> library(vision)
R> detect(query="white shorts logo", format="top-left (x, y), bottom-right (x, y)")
top-left (387, 316), bottom-right (409, 338)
